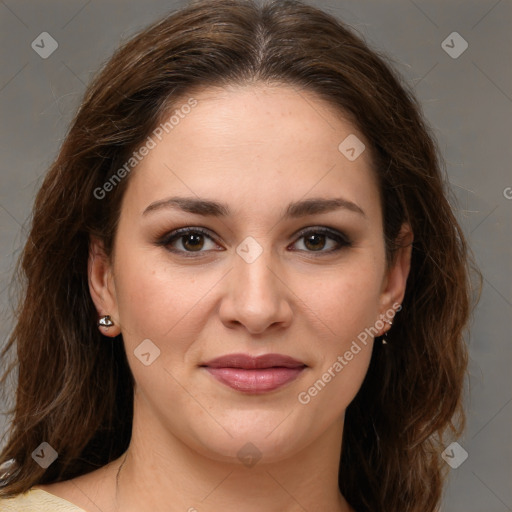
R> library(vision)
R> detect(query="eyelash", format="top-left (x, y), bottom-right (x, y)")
top-left (156, 226), bottom-right (352, 257)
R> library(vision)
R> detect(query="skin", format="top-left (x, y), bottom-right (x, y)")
top-left (36, 83), bottom-right (412, 512)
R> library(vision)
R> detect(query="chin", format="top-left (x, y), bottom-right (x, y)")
top-left (186, 418), bottom-right (309, 466)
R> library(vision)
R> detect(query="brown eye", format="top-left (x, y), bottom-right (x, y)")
top-left (157, 226), bottom-right (351, 257)
top-left (291, 228), bottom-right (351, 254)
top-left (303, 232), bottom-right (328, 251)
top-left (159, 227), bottom-right (220, 255)
top-left (179, 232), bottom-right (206, 252)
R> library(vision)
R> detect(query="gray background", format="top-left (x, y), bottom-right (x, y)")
top-left (0, 0), bottom-right (511, 510)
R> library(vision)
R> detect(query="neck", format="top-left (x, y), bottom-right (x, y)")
top-left (107, 395), bottom-right (353, 512)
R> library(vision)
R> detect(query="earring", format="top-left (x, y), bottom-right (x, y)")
top-left (98, 315), bottom-right (114, 328)
top-left (382, 320), bottom-right (392, 345)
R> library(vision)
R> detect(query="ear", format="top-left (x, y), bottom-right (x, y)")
top-left (88, 236), bottom-right (121, 337)
top-left (377, 223), bottom-right (413, 334)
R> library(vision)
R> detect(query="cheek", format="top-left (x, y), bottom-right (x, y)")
top-left (296, 342), bottom-right (373, 426)
top-left (113, 248), bottom-right (209, 350)
top-left (290, 261), bottom-right (382, 409)
top-left (296, 260), bottom-right (383, 341)
top-left (293, 273), bottom-right (378, 414)
top-left (114, 243), bottom-right (385, 348)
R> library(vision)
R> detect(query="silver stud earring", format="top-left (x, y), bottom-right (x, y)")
top-left (98, 315), bottom-right (114, 328)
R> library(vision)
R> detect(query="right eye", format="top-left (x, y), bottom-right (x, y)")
top-left (157, 227), bottom-right (223, 256)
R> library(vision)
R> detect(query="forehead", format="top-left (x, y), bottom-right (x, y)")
top-left (121, 83), bottom-right (380, 223)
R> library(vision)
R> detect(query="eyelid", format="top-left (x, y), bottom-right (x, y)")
top-left (157, 225), bottom-right (352, 255)
top-left (291, 226), bottom-right (352, 246)
top-left (157, 226), bottom-right (221, 252)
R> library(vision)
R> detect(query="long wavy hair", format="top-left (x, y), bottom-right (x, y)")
top-left (0, 0), bottom-right (481, 510)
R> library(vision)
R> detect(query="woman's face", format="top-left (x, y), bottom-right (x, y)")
top-left (90, 83), bottom-right (411, 464)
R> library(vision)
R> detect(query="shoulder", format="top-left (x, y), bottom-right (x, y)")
top-left (0, 488), bottom-right (87, 511)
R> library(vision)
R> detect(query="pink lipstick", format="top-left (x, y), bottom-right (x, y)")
top-left (201, 353), bottom-right (306, 393)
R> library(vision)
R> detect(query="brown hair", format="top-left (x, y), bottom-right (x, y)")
top-left (0, 0), bottom-right (481, 510)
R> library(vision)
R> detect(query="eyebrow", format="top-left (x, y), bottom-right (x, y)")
top-left (142, 196), bottom-right (366, 219)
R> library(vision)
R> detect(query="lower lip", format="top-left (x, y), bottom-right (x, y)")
top-left (204, 367), bottom-right (305, 393)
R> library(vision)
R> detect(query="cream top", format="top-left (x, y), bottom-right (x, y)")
top-left (0, 489), bottom-right (86, 511)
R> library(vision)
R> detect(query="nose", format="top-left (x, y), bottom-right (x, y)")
top-left (218, 244), bottom-right (293, 335)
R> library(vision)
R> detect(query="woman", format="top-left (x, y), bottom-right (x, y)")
top-left (0, 0), bottom-right (480, 510)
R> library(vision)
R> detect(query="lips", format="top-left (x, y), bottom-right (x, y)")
top-left (200, 353), bottom-right (307, 393)
top-left (202, 353), bottom-right (306, 369)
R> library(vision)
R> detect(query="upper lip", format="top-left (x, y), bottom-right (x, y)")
top-left (201, 353), bottom-right (306, 369)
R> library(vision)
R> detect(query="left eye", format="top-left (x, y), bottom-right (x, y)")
top-left (292, 228), bottom-right (349, 253)
top-left (158, 227), bottom-right (351, 255)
